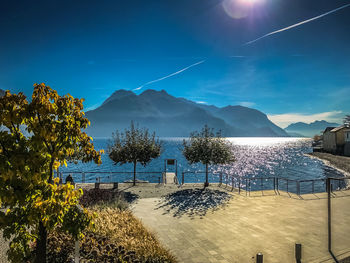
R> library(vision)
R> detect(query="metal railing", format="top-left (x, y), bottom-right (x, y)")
top-left (57, 169), bottom-right (348, 195)
top-left (57, 171), bottom-right (164, 184)
top-left (180, 171), bottom-right (348, 195)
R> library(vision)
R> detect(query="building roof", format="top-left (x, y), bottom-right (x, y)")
top-left (330, 126), bottom-right (346, 132)
top-left (324, 127), bottom-right (336, 133)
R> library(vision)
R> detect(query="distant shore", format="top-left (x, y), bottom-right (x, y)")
top-left (307, 152), bottom-right (350, 177)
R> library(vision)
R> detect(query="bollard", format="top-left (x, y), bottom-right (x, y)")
top-left (74, 240), bottom-right (79, 262)
top-left (295, 243), bottom-right (302, 263)
top-left (256, 253), bottom-right (263, 263)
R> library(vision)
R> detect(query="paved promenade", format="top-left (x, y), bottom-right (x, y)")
top-left (132, 187), bottom-right (350, 263)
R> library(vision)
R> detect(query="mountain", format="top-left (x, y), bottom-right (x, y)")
top-left (285, 120), bottom-right (340, 137)
top-left (85, 89), bottom-right (289, 137)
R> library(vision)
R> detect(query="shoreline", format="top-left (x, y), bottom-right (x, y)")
top-left (306, 152), bottom-right (350, 177)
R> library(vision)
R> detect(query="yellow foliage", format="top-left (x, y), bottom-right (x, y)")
top-left (0, 83), bottom-right (102, 262)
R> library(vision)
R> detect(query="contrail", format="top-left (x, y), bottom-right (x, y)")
top-left (134, 60), bottom-right (206, 91)
top-left (245, 3), bottom-right (350, 45)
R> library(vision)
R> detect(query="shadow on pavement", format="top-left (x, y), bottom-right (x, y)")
top-left (80, 188), bottom-right (139, 206)
top-left (156, 188), bottom-right (232, 218)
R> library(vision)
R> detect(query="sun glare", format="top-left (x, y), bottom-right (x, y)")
top-left (239, 0), bottom-right (260, 4)
top-left (222, 0), bottom-right (265, 19)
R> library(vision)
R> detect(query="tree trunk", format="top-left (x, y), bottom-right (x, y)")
top-left (205, 163), bottom-right (209, 187)
top-left (34, 221), bottom-right (47, 263)
top-left (133, 161), bottom-right (136, 186)
top-left (48, 158), bottom-right (54, 183)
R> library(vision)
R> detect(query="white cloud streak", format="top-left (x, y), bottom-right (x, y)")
top-left (196, 101), bottom-right (208, 104)
top-left (245, 3), bottom-right (350, 45)
top-left (267, 111), bottom-right (343, 128)
top-left (134, 60), bottom-right (206, 91)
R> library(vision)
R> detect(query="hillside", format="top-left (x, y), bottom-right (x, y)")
top-left (85, 89), bottom-right (289, 137)
top-left (285, 120), bottom-right (340, 137)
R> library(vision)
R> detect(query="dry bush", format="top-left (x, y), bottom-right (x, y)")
top-left (47, 232), bottom-right (75, 263)
top-left (90, 207), bottom-right (177, 263)
top-left (79, 188), bottom-right (137, 210)
top-left (46, 207), bottom-right (176, 262)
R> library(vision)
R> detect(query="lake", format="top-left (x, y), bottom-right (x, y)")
top-left (60, 137), bottom-right (345, 193)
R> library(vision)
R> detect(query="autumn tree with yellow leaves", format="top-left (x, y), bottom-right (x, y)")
top-left (0, 84), bottom-right (103, 263)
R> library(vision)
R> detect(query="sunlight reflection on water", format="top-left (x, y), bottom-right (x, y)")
top-left (61, 137), bottom-right (344, 191)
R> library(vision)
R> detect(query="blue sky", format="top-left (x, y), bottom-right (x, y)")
top-left (1, 0), bottom-right (349, 127)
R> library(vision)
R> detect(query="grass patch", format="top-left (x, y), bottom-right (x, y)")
top-left (47, 188), bottom-right (176, 262)
top-left (90, 207), bottom-right (177, 263)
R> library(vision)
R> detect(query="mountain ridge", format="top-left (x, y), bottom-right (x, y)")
top-left (86, 89), bottom-right (289, 137)
top-left (285, 120), bottom-right (340, 137)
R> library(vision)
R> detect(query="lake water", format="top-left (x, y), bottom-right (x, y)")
top-left (60, 137), bottom-right (345, 193)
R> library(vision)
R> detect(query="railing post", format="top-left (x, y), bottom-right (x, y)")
top-left (276, 178), bottom-right (279, 192)
top-left (238, 177), bottom-right (241, 194)
top-left (226, 174), bottom-right (228, 186)
top-left (246, 178), bottom-right (248, 196)
top-left (261, 178), bottom-right (263, 192)
top-left (273, 177), bottom-right (275, 191)
top-left (182, 172), bottom-right (184, 185)
top-left (297, 181), bottom-right (300, 195)
top-left (249, 179), bottom-right (251, 196)
top-left (287, 179), bottom-right (289, 193)
top-left (232, 176), bottom-right (234, 191)
top-left (219, 173), bottom-right (222, 186)
top-left (312, 180), bottom-right (314, 193)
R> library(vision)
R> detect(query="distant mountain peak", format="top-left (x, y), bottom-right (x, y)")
top-left (86, 88), bottom-right (288, 137)
top-left (140, 89), bottom-right (169, 96)
top-left (102, 89), bottom-right (135, 105)
top-left (285, 120), bottom-right (340, 137)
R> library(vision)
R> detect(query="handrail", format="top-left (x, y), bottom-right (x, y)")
top-left (59, 171), bottom-right (163, 174)
top-left (180, 171), bottom-right (349, 195)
